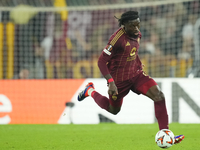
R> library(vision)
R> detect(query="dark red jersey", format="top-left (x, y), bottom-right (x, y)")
top-left (98, 27), bottom-right (143, 82)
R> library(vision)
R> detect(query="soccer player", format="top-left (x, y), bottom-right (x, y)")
top-left (78, 11), bottom-right (184, 144)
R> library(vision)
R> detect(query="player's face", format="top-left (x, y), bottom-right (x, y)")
top-left (124, 19), bottom-right (140, 37)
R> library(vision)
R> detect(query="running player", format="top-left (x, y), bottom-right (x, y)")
top-left (78, 11), bottom-right (184, 144)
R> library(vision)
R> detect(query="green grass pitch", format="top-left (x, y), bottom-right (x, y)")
top-left (0, 123), bottom-right (199, 150)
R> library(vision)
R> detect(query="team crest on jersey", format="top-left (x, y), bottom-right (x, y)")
top-left (112, 95), bottom-right (117, 101)
top-left (103, 44), bottom-right (113, 55)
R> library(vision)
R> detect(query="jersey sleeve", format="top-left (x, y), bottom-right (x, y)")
top-left (98, 51), bottom-right (111, 77)
top-left (98, 29), bottom-right (124, 76)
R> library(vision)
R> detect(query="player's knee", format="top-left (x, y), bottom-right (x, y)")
top-left (155, 90), bottom-right (165, 102)
top-left (112, 110), bottom-right (120, 115)
top-left (159, 91), bottom-right (165, 99)
top-left (109, 106), bottom-right (121, 115)
top-left (146, 85), bottom-right (165, 102)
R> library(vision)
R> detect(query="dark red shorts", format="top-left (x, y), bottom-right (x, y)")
top-left (109, 71), bottom-right (157, 107)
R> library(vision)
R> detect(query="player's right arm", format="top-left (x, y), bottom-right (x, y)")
top-left (98, 48), bottom-right (118, 96)
top-left (98, 34), bottom-right (121, 96)
top-left (104, 74), bottom-right (118, 96)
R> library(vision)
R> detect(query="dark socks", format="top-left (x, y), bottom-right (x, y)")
top-left (154, 100), bottom-right (169, 130)
top-left (91, 91), bottom-right (110, 111)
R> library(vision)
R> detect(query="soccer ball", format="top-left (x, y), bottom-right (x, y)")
top-left (155, 129), bottom-right (175, 148)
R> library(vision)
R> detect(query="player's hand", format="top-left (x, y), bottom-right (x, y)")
top-left (108, 82), bottom-right (118, 96)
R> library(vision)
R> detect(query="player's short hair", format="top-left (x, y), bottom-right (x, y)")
top-left (117, 11), bottom-right (139, 27)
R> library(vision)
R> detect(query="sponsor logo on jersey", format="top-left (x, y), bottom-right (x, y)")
top-left (127, 55), bottom-right (136, 61)
top-left (127, 47), bottom-right (137, 61)
top-left (130, 47), bottom-right (136, 56)
top-left (126, 41), bottom-right (130, 46)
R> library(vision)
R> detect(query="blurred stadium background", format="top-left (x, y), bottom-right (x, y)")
top-left (0, 0), bottom-right (200, 124)
top-left (0, 0), bottom-right (199, 79)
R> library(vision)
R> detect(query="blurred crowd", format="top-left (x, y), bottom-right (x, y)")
top-left (0, 0), bottom-right (200, 79)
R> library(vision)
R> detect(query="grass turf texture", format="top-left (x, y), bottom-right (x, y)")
top-left (0, 123), bottom-right (199, 150)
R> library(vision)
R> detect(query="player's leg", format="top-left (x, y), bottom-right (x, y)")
top-left (94, 82), bottom-right (131, 114)
top-left (77, 82), bottom-right (120, 114)
top-left (78, 82), bottom-right (119, 114)
top-left (132, 73), bottom-right (169, 130)
top-left (78, 82), bottom-right (128, 115)
top-left (144, 83), bottom-right (169, 130)
top-left (93, 91), bottom-right (122, 115)
top-left (136, 78), bottom-right (185, 144)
